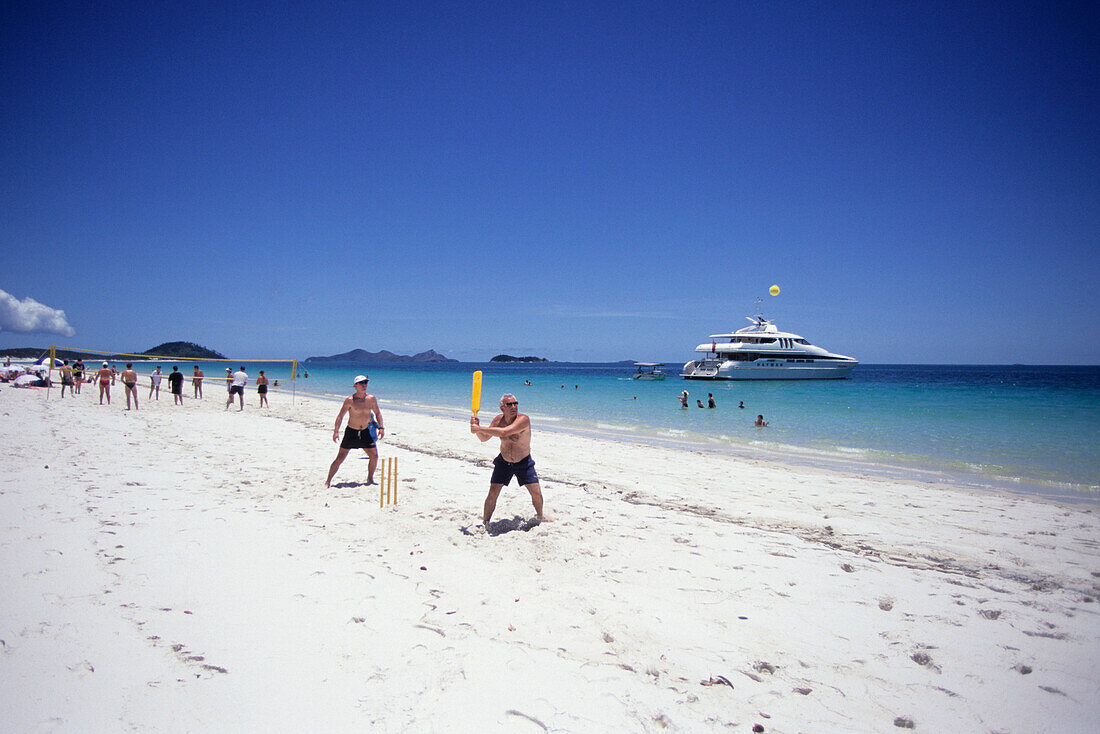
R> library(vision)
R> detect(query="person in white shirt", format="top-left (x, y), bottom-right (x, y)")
top-left (226, 367), bottom-right (248, 411)
top-left (149, 365), bottom-right (163, 400)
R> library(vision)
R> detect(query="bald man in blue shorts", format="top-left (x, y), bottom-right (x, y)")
top-left (471, 393), bottom-right (547, 526)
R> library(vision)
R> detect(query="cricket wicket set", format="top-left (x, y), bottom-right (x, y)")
top-left (379, 456), bottom-right (398, 507)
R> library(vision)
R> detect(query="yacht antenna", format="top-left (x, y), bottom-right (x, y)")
top-left (754, 297), bottom-right (764, 324)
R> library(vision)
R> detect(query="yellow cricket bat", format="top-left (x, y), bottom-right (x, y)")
top-left (471, 371), bottom-right (483, 417)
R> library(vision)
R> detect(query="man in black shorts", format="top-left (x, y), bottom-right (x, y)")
top-left (167, 366), bottom-right (185, 405)
top-left (325, 375), bottom-right (385, 487)
top-left (471, 393), bottom-right (546, 526)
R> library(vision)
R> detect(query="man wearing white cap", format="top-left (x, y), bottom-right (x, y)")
top-left (325, 375), bottom-right (385, 488)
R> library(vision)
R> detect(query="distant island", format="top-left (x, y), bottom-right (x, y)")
top-left (490, 354), bottom-right (549, 363)
top-left (304, 349), bottom-right (456, 363)
top-left (1, 341), bottom-right (225, 361)
top-left (144, 341), bottom-right (226, 359)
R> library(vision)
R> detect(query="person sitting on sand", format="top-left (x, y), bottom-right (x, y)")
top-left (325, 375), bottom-right (385, 487)
top-left (121, 363), bottom-right (139, 410)
top-left (470, 393), bottom-right (547, 527)
top-left (755, 415), bottom-right (768, 427)
top-left (97, 362), bottom-right (113, 404)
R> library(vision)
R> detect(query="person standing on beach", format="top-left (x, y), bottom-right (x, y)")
top-left (73, 359), bottom-right (84, 394)
top-left (167, 366), bottom-right (184, 405)
top-left (59, 360), bottom-right (74, 398)
top-left (121, 363), bottom-right (139, 410)
top-left (96, 362), bottom-right (112, 404)
top-left (192, 365), bottom-right (204, 398)
top-left (149, 365), bottom-right (163, 400)
top-left (256, 370), bottom-right (269, 408)
top-left (227, 367), bottom-right (248, 411)
top-left (470, 393), bottom-right (546, 526)
top-left (325, 375), bottom-right (385, 487)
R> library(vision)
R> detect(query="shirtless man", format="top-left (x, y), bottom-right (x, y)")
top-left (59, 360), bottom-right (74, 398)
top-left (192, 365), bottom-right (204, 398)
top-left (325, 375), bottom-right (385, 487)
top-left (96, 362), bottom-right (113, 404)
top-left (256, 370), bottom-right (269, 408)
top-left (470, 393), bottom-right (546, 526)
top-left (121, 363), bottom-right (139, 410)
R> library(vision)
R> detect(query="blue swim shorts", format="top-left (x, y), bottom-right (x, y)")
top-left (490, 454), bottom-right (539, 486)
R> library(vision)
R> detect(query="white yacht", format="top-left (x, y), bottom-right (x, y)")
top-left (682, 310), bottom-right (857, 380)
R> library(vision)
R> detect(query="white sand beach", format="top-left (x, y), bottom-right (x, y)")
top-left (2, 385), bottom-right (1098, 732)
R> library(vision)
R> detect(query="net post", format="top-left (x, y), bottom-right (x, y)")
top-left (46, 346), bottom-right (56, 399)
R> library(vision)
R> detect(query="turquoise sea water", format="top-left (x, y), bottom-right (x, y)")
top-left (184, 361), bottom-right (1100, 502)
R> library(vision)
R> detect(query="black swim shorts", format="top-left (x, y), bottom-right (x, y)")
top-left (229, 385), bottom-right (244, 396)
top-left (340, 426), bottom-right (376, 450)
top-left (490, 454), bottom-right (539, 486)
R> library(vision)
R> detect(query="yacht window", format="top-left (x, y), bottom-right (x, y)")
top-left (795, 338), bottom-right (810, 345)
top-left (760, 338), bottom-right (777, 344)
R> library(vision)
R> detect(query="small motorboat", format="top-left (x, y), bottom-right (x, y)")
top-left (632, 363), bottom-right (667, 381)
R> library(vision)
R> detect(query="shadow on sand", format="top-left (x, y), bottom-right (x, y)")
top-left (328, 480), bottom-right (376, 490)
top-left (460, 515), bottom-right (541, 537)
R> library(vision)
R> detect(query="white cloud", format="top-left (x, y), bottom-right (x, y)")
top-left (0, 289), bottom-right (76, 337)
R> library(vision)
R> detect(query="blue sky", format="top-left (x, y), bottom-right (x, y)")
top-left (2, 1), bottom-right (1097, 363)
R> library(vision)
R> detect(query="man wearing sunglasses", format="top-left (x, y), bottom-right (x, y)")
top-left (325, 375), bottom-right (385, 488)
top-left (471, 393), bottom-right (546, 526)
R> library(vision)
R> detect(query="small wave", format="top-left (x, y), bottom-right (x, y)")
top-left (596, 422), bottom-right (635, 432)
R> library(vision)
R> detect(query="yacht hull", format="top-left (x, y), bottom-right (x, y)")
top-left (681, 360), bottom-right (855, 380)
